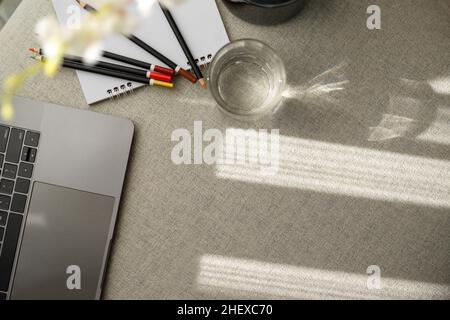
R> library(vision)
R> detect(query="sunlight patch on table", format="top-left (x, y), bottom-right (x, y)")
top-left (196, 255), bottom-right (450, 300)
top-left (216, 134), bottom-right (450, 208)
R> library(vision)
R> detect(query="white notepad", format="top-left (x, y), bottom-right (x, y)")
top-left (52, 0), bottom-right (229, 104)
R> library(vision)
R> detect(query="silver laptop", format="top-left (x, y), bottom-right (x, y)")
top-left (0, 97), bottom-right (134, 300)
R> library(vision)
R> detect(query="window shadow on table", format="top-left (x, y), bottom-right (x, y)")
top-left (188, 0), bottom-right (450, 299)
top-left (276, 69), bottom-right (450, 161)
top-left (106, 0), bottom-right (450, 299)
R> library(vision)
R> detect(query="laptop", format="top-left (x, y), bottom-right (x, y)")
top-left (0, 97), bottom-right (134, 300)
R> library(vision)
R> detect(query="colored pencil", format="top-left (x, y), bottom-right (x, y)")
top-left (28, 49), bottom-right (173, 83)
top-left (33, 55), bottom-right (173, 89)
top-left (75, 0), bottom-right (197, 84)
top-left (102, 50), bottom-right (174, 76)
top-left (30, 47), bottom-right (175, 77)
top-left (159, 3), bottom-right (206, 89)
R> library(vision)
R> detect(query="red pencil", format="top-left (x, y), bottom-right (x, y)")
top-left (29, 48), bottom-right (173, 83)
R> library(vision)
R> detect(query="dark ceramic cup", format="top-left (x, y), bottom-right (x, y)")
top-left (223, 0), bottom-right (306, 25)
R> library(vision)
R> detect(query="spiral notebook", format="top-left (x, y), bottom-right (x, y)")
top-left (52, 0), bottom-right (229, 104)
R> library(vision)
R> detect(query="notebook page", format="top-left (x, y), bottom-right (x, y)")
top-left (133, 0), bottom-right (230, 69)
top-left (52, 0), bottom-right (147, 104)
top-left (51, 0), bottom-right (229, 104)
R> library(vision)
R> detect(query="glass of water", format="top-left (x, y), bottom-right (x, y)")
top-left (208, 39), bottom-right (286, 121)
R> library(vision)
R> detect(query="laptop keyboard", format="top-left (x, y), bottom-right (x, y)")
top-left (0, 125), bottom-right (40, 299)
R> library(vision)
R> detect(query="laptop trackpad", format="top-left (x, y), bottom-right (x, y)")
top-left (12, 182), bottom-right (115, 300)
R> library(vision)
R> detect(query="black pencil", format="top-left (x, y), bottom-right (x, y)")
top-left (33, 56), bottom-right (173, 89)
top-left (102, 51), bottom-right (175, 76)
top-left (159, 3), bottom-right (206, 89)
top-left (75, 0), bottom-right (197, 84)
top-left (29, 49), bottom-right (173, 83)
top-left (30, 47), bottom-right (175, 76)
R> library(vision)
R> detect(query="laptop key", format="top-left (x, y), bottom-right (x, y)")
top-left (18, 162), bottom-right (33, 179)
top-left (28, 148), bottom-right (37, 163)
top-left (3, 163), bottom-right (17, 179)
top-left (0, 179), bottom-right (14, 195)
top-left (22, 147), bottom-right (38, 163)
top-left (0, 213), bottom-right (23, 291)
top-left (21, 147), bottom-right (30, 162)
top-left (6, 129), bottom-right (25, 163)
top-left (11, 194), bottom-right (27, 213)
top-left (0, 211), bottom-right (7, 226)
top-left (15, 178), bottom-right (30, 194)
top-left (25, 131), bottom-right (40, 147)
top-left (0, 195), bottom-right (11, 211)
top-left (0, 126), bottom-right (9, 153)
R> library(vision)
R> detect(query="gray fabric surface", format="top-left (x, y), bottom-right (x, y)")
top-left (0, 0), bottom-right (449, 299)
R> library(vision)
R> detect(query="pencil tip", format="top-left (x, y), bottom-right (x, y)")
top-left (199, 78), bottom-right (207, 89)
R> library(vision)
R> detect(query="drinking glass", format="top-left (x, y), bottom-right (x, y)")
top-left (208, 39), bottom-right (286, 121)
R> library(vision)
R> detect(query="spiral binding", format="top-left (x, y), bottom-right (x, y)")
top-left (187, 54), bottom-right (213, 73)
top-left (105, 54), bottom-right (213, 98)
top-left (106, 82), bottom-right (135, 99)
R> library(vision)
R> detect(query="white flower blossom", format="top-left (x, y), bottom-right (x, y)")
top-left (35, 0), bottom-right (185, 70)
top-left (2, 0), bottom-right (185, 119)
